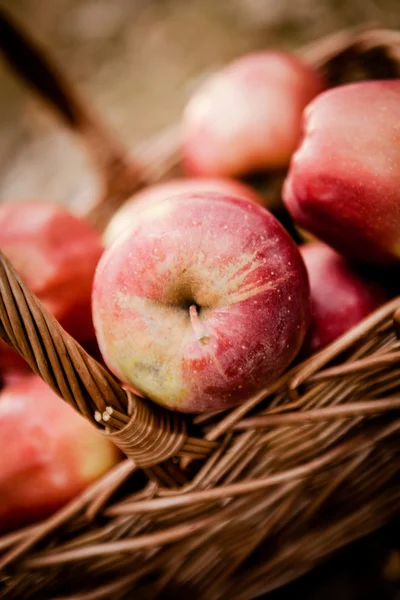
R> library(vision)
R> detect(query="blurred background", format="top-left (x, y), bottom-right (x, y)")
top-left (1, 0), bottom-right (400, 210)
top-left (0, 0), bottom-right (399, 598)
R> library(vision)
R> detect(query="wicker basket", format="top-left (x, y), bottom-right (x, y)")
top-left (0, 10), bottom-right (400, 599)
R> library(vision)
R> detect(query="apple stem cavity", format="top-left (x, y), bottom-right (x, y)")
top-left (189, 304), bottom-right (210, 346)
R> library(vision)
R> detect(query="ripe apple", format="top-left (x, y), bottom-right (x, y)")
top-left (93, 192), bottom-right (310, 413)
top-left (283, 80), bottom-right (400, 265)
top-left (0, 340), bottom-right (29, 374)
top-left (0, 375), bottom-right (120, 531)
top-left (183, 51), bottom-right (324, 177)
top-left (103, 177), bottom-right (266, 246)
top-left (300, 242), bottom-right (388, 354)
top-left (0, 201), bottom-right (103, 371)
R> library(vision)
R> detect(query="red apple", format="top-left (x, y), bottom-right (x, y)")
top-left (300, 242), bottom-right (388, 354)
top-left (2, 369), bottom-right (28, 389)
top-left (0, 374), bottom-right (120, 531)
top-left (183, 51), bottom-right (324, 177)
top-left (103, 177), bottom-right (266, 246)
top-left (284, 80), bottom-right (400, 265)
top-left (0, 201), bottom-right (103, 371)
top-left (93, 192), bottom-right (310, 413)
top-left (0, 340), bottom-right (29, 374)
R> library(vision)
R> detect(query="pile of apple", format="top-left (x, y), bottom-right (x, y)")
top-left (2, 49), bottom-right (399, 530)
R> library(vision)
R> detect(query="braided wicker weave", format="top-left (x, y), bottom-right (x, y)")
top-left (0, 11), bottom-right (400, 599)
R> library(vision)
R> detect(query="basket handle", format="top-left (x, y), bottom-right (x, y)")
top-left (0, 250), bottom-right (216, 469)
top-left (0, 8), bottom-right (143, 231)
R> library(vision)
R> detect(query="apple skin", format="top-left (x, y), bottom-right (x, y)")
top-left (183, 51), bottom-right (324, 177)
top-left (300, 242), bottom-right (388, 354)
top-left (103, 177), bottom-right (266, 246)
top-left (0, 201), bottom-right (103, 371)
top-left (0, 374), bottom-right (120, 532)
top-left (0, 340), bottom-right (29, 374)
top-left (93, 192), bottom-right (310, 413)
top-left (283, 80), bottom-right (400, 265)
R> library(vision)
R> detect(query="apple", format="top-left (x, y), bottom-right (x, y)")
top-left (183, 51), bottom-right (324, 177)
top-left (103, 177), bottom-right (266, 246)
top-left (93, 192), bottom-right (310, 413)
top-left (300, 242), bottom-right (388, 354)
top-left (0, 340), bottom-right (29, 374)
top-left (1, 369), bottom-right (28, 389)
top-left (283, 80), bottom-right (400, 265)
top-left (0, 374), bottom-right (120, 531)
top-left (0, 201), bottom-right (103, 371)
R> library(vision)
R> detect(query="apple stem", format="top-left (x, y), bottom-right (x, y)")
top-left (189, 304), bottom-right (210, 345)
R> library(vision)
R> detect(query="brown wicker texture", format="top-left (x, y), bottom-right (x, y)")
top-left (0, 11), bottom-right (400, 600)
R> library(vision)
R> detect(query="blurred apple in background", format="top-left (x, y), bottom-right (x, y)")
top-left (0, 341), bottom-right (29, 375)
top-left (103, 177), bottom-right (266, 246)
top-left (284, 80), bottom-right (400, 265)
top-left (0, 201), bottom-right (103, 372)
top-left (183, 51), bottom-right (324, 177)
top-left (300, 242), bottom-right (388, 354)
top-left (93, 192), bottom-right (310, 413)
top-left (0, 374), bottom-right (120, 531)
